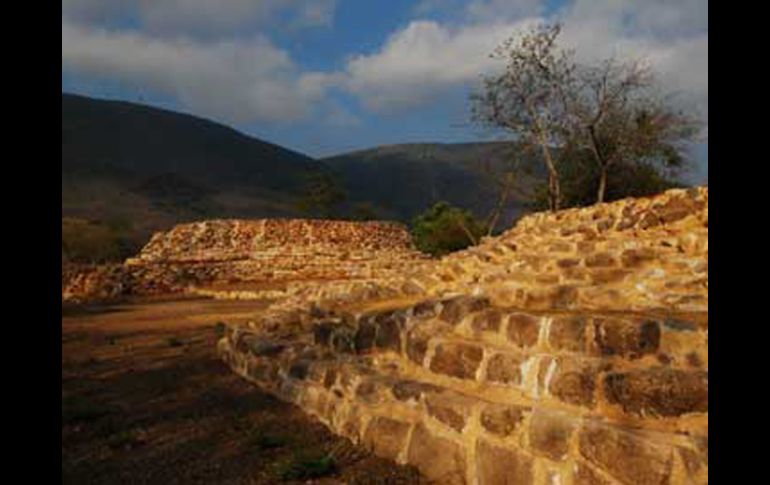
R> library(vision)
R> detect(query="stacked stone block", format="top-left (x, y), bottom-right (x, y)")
top-left (62, 219), bottom-right (429, 303)
top-left (219, 295), bottom-right (707, 484)
top-left (218, 187), bottom-right (708, 484)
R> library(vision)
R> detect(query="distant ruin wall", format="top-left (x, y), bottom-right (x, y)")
top-left (218, 187), bottom-right (708, 484)
top-left (62, 219), bottom-right (428, 303)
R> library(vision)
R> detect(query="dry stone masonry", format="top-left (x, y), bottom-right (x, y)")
top-left (62, 219), bottom-right (429, 303)
top-left (217, 187), bottom-right (708, 484)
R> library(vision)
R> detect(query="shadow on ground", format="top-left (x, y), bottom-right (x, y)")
top-left (62, 299), bottom-right (425, 485)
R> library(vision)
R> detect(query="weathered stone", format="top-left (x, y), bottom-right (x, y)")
top-left (573, 461), bottom-right (614, 485)
top-left (374, 313), bottom-right (403, 352)
top-left (313, 321), bottom-right (336, 346)
top-left (603, 368), bottom-right (708, 417)
top-left (246, 360), bottom-right (278, 382)
top-left (485, 353), bottom-right (522, 385)
top-left (549, 241), bottom-right (574, 253)
top-left (362, 416), bottom-right (411, 461)
top-left (620, 248), bottom-right (656, 268)
top-left (471, 309), bottom-right (503, 333)
top-left (594, 318), bottom-right (660, 358)
top-left (407, 423), bottom-right (466, 484)
top-left (548, 362), bottom-right (597, 408)
top-left (557, 258), bottom-right (581, 268)
top-left (412, 300), bottom-right (439, 319)
top-left (391, 380), bottom-right (440, 402)
top-left (579, 422), bottom-right (673, 485)
top-left (585, 253), bottom-right (617, 268)
top-left (549, 316), bottom-right (587, 351)
top-left (507, 312), bottom-right (541, 348)
top-left (480, 404), bottom-right (528, 437)
top-left (550, 285), bottom-right (579, 308)
top-left (439, 296), bottom-right (490, 325)
top-left (477, 440), bottom-right (534, 485)
top-left (405, 330), bottom-right (430, 365)
top-left (354, 320), bottom-right (377, 353)
top-left (323, 368), bottom-right (337, 388)
top-left (663, 318), bottom-right (699, 332)
top-left (425, 394), bottom-right (469, 432)
top-left (589, 268), bottom-right (631, 284)
top-left (655, 195), bottom-right (699, 224)
top-left (288, 360), bottom-right (309, 379)
top-left (528, 409), bottom-right (576, 461)
top-left (246, 338), bottom-right (286, 357)
top-left (430, 343), bottom-right (484, 380)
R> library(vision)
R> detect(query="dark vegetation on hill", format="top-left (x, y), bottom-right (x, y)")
top-left (62, 94), bottom-right (540, 262)
top-left (321, 142), bottom-right (542, 223)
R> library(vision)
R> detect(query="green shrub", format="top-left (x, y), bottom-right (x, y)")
top-left (277, 451), bottom-right (337, 481)
top-left (411, 202), bottom-right (486, 257)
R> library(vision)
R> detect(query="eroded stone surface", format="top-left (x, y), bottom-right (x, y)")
top-left (118, 187), bottom-right (707, 484)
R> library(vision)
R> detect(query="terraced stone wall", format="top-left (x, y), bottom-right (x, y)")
top-left (219, 187), bottom-right (708, 484)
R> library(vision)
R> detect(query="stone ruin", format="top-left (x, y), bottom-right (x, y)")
top-left (62, 219), bottom-right (429, 303)
top-left (216, 187), bottom-right (708, 484)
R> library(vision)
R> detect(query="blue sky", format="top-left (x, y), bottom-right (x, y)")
top-left (62, 0), bottom-right (707, 183)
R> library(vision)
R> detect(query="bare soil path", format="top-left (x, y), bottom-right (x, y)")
top-left (62, 297), bottom-right (425, 485)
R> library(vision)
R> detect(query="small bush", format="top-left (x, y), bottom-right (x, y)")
top-left (277, 451), bottom-right (337, 481)
top-left (247, 429), bottom-right (290, 450)
top-left (411, 201), bottom-right (486, 257)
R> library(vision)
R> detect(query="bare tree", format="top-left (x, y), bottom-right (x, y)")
top-left (568, 58), bottom-right (700, 203)
top-left (472, 23), bottom-right (577, 211)
top-left (473, 22), bottom-right (701, 208)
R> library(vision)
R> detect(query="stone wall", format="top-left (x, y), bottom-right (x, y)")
top-left (62, 219), bottom-right (429, 303)
top-left (218, 187), bottom-right (708, 484)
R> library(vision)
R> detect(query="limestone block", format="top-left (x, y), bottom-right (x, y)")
top-left (602, 368), bottom-right (708, 417)
top-left (476, 440), bottom-right (534, 485)
top-left (407, 423), bottom-right (467, 484)
top-left (578, 422), bottom-right (673, 485)
top-left (429, 342), bottom-right (485, 380)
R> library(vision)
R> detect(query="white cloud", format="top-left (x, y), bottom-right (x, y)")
top-left (62, 0), bottom-right (338, 37)
top-left (341, 19), bottom-right (540, 113)
top-left (62, 20), bottom-right (329, 123)
top-left (338, 0), bottom-right (707, 121)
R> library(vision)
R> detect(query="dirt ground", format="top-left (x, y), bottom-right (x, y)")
top-left (62, 297), bottom-right (426, 485)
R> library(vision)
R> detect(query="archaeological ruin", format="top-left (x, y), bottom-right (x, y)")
top-left (64, 187), bottom-right (708, 484)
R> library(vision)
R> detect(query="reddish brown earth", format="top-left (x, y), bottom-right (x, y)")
top-left (62, 297), bottom-right (426, 484)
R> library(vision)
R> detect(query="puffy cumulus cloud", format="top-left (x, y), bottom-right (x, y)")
top-left (339, 0), bottom-right (707, 124)
top-left (341, 19), bottom-right (540, 113)
top-left (62, 20), bottom-right (330, 123)
top-left (556, 0), bottom-right (708, 125)
top-left (61, 0), bottom-right (338, 38)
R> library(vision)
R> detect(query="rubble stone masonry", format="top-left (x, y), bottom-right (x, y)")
top-left (63, 186), bottom-right (708, 483)
top-left (216, 187), bottom-right (708, 484)
top-left (62, 219), bottom-right (429, 303)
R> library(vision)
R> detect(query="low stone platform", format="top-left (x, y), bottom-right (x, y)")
top-left (63, 219), bottom-right (430, 303)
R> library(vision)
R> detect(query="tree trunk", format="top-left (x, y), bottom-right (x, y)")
top-left (538, 143), bottom-right (561, 212)
top-left (548, 169), bottom-right (560, 211)
top-left (597, 166), bottom-right (608, 203)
